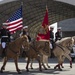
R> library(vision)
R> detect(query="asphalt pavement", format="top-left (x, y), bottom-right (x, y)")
top-left (0, 57), bottom-right (75, 75)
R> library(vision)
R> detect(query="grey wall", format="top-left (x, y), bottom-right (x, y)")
top-left (55, 0), bottom-right (75, 6)
top-left (0, 0), bottom-right (17, 4)
top-left (58, 18), bottom-right (75, 37)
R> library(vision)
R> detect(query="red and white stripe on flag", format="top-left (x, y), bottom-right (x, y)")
top-left (7, 18), bottom-right (23, 34)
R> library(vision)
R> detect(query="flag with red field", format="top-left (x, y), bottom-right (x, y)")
top-left (42, 6), bottom-right (48, 28)
top-left (5, 6), bottom-right (23, 34)
top-left (37, 6), bottom-right (50, 41)
top-left (36, 32), bottom-right (50, 41)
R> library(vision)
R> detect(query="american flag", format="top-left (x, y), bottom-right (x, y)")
top-left (6, 6), bottom-right (23, 34)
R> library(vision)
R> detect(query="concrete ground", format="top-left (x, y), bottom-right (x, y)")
top-left (0, 57), bottom-right (75, 75)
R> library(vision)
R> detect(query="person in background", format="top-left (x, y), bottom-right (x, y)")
top-left (20, 26), bottom-right (31, 42)
top-left (55, 27), bottom-right (62, 42)
top-left (0, 23), bottom-right (11, 57)
top-left (49, 26), bottom-right (55, 49)
top-left (49, 26), bottom-right (55, 58)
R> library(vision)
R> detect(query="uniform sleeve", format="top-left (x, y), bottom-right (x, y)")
top-left (0, 29), bottom-right (1, 38)
top-left (55, 32), bottom-right (57, 37)
top-left (7, 30), bottom-right (11, 38)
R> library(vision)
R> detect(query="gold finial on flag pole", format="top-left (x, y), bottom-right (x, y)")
top-left (46, 5), bottom-right (48, 12)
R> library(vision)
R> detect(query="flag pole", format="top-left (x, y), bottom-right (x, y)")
top-left (20, 1), bottom-right (23, 31)
top-left (15, 2), bottom-right (23, 38)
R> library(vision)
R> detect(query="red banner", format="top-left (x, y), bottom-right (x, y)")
top-left (36, 6), bottom-right (50, 41)
top-left (36, 31), bottom-right (50, 41)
